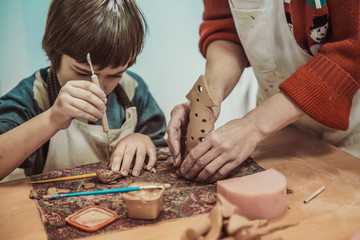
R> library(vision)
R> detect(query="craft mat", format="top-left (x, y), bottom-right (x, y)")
top-left (28, 148), bottom-right (265, 240)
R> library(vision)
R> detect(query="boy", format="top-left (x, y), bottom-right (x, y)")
top-left (0, 0), bottom-right (166, 179)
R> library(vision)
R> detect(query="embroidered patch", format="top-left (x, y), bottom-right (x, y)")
top-left (309, 14), bottom-right (329, 55)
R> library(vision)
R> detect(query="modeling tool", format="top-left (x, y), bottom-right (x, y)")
top-left (42, 184), bottom-right (171, 199)
top-left (30, 173), bottom-right (97, 184)
top-left (86, 53), bottom-right (111, 154)
top-left (304, 185), bottom-right (325, 204)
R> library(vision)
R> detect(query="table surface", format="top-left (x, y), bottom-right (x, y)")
top-left (1, 126), bottom-right (360, 240)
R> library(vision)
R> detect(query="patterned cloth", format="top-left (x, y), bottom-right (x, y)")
top-left (28, 148), bottom-right (265, 240)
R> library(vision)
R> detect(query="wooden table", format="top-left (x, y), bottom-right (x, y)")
top-left (1, 126), bottom-right (360, 240)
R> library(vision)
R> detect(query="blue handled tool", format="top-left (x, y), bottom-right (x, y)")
top-left (42, 184), bottom-right (170, 199)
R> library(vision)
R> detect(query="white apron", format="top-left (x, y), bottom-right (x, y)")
top-left (43, 106), bottom-right (137, 173)
top-left (229, 0), bottom-right (360, 157)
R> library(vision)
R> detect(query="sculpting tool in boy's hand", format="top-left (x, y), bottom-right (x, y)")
top-left (86, 53), bottom-right (111, 155)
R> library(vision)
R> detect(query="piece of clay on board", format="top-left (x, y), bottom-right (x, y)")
top-left (184, 75), bottom-right (218, 158)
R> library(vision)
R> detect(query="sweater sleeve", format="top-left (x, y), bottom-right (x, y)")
top-left (280, 1), bottom-right (360, 130)
top-left (199, 0), bottom-right (241, 57)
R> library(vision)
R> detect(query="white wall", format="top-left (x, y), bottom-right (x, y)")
top-left (0, 0), bottom-right (257, 130)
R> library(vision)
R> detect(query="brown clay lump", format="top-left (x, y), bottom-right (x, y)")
top-left (96, 169), bottom-right (123, 184)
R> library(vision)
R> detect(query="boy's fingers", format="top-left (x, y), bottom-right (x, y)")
top-left (146, 147), bottom-right (157, 170)
top-left (132, 147), bottom-right (146, 176)
top-left (110, 145), bottom-right (125, 171)
top-left (120, 146), bottom-right (136, 176)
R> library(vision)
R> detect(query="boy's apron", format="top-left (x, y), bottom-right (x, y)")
top-left (43, 83), bottom-right (137, 172)
top-left (229, 0), bottom-right (360, 157)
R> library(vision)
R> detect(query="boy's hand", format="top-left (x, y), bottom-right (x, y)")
top-left (50, 80), bottom-right (107, 130)
top-left (110, 133), bottom-right (156, 177)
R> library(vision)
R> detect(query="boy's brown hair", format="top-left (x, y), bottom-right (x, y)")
top-left (42, 0), bottom-right (147, 72)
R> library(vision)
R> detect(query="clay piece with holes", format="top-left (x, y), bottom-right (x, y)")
top-left (184, 75), bottom-right (218, 158)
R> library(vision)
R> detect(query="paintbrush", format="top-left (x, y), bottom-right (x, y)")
top-left (42, 184), bottom-right (171, 199)
top-left (29, 173), bottom-right (97, 184)
top-left (86, 53), bottom-right (111, 154)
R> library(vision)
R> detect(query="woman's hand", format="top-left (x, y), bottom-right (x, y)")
top-left (110, 133), bottom-right (156, 177)
top-left (179, 92), bottom-right (305, 183)
top-left (180, 116), bottom-right (261, 183)
top-left (50, 80), bottom-right (107, 130)
top-left (166, 102), bottom-right (191, 167)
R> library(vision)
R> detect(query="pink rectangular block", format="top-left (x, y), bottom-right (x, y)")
top-left (217, 169), bottom-right (287, 220)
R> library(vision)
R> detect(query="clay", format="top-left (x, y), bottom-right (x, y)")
top-left (182, 217), bottom-right (211, 240)
top-left (184, 75), bottom-right (218, 158)
top-left (235, 222), bottom-right (298, 240)
top-left (82, 182), bottom-right (95, 189)
top-left (122, 182), bottom-right (165, 220)
top-left (29, 189), bottom-right (41, 200)
top-left (226, 214), bottom-right (253, 235)
top-left (206, 204), bottom-right (223, 240)
top-left (217, 169), bottom-right (287, 220)
top-left (97, 166), bottom-right (157, 184)
top-left (217, 194), bottom-right (238, 218)
top-left (182, 193), bottom-right (297, 240)
top-left (157, 154), bottom-right (168, 160)
top-left (96, 169), bottom-right (123, 184)
top-left (47, 187), bottom-right (70, 195)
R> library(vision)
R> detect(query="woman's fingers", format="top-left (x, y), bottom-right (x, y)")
top-left (166, 103), bottom-right (190, 167)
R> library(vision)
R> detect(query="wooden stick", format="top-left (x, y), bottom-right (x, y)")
top-left (87, 53), bottom-right (109, 133)
top-left (304, 186), bottom-right (325, 204)
top-left (29, 173), bottom-right (97, 184)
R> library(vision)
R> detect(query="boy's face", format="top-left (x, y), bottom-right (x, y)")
top-left (57, 54), bottom-right (128, 95)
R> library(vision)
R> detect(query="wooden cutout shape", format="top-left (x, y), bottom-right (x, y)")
top-left (184, 75), bottom-right (218, 158)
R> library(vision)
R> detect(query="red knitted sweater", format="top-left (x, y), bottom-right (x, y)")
top-left (199, 0), bottom-right (360, 130)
